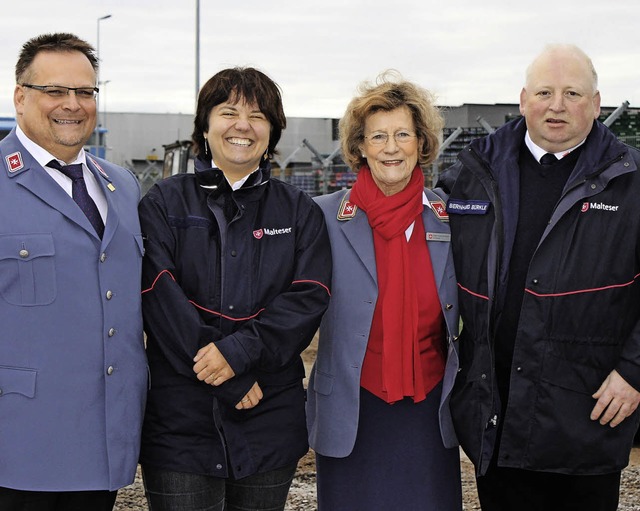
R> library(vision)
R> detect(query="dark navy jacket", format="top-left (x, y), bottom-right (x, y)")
top-left (439, 118), bottom-right (640, 476)
top-left (139, 158), bottom-right (331, 479)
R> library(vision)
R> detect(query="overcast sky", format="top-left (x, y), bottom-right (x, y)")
top-left (1, 0), bottom-right (639, 119)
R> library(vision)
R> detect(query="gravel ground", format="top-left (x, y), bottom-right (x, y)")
top-left (117, 340), bottom-right (640, 510)
top-left (114, 447), bottom-right (640, 511)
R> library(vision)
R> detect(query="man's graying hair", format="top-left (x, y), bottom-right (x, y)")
top-left (15, 33), bottom-right (98, 84)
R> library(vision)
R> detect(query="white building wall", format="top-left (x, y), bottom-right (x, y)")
top-left (103, 112), bottom-right (193, 167)
top-left (277, 117), bottom-right (339, 163)
top-left (102, 113), bottom-right (338, 169)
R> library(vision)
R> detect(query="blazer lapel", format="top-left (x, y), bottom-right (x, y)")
top-left (422, 202), bottom-right (450, 290)
top-left (13, 158), bottom-right (102, 239)
top-left (340, 209), bottom-right (377, 284)
top-left (86, 156), bottom-right (119, 245)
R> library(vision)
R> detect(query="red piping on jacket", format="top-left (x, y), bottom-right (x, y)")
top-left (292, 279), bottom-right (331, 296)
top-left (141, 269), bottom-right (331, 321)
top-left (525, 272), bottom-right (640, 298)
top-left (457, 282), bottom-right (489, 301)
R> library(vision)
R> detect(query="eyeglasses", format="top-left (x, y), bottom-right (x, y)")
top-left (364, 131), bottom-right (417, 146)
top-left (21, 84), bottom-right (99, 100)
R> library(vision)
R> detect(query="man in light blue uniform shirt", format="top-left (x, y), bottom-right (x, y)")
top-left (0, 32), bottom-right (147, 510)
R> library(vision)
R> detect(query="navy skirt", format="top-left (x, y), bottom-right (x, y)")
top-left (316, 382), bottom-right (462, 511)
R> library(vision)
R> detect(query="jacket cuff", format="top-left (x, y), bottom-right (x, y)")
top-left (215, 334), bottom-right (251, 376)
top-left (616, 358), bottom-right (640, 392)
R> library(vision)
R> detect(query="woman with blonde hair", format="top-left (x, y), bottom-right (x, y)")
top-left (306, 72), bottom-right (462, 510)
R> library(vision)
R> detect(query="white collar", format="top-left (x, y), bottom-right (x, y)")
top-left (404, 192), bottom-right (428, 241)
top-left (524, 131), bottom-right (585, 163)
top-left (209, 159), bottom-right (259, 191)
top-left (16, 125), bottom-right (86, 168)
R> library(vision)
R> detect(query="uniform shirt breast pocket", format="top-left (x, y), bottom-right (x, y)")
top-left (0, 366), bottom-right (37, 398)
top-left (0, 234), bottom-right (56, 306)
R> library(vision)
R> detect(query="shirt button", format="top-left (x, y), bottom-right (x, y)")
top-left (516, 366), bottom-right (522, 372)
top-left (107, 366), bottom-right (114, 375)
top-left (231, 250), bottom-right (237, 257)
top-left (228, 305), bottom-right (234, 311)
top-left (106, 290), bottom-right (113, 300)
top-left (531, 278), bottom-right (539, 285)
top-left (19, 249), bottom-right (29, 258)
top-left (445, 303), bottom-right (453, 310)
top-left (216, 464), bottom-right (223, 470)
top-left (108, 328), bottom-right (116, 337)
top-left (100, 252), bottom-right (107, 263)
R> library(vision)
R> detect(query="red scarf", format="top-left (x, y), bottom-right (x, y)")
top-left (350, 165), bottom-right (426, 403)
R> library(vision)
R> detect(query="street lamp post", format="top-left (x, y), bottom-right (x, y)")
top-left (96, 14), bottom-right (112, 132)
top-left (99, 80), bottom-right (111, 128)
top-left (99, 80), bottom-right (111, 158)
top-left (195, 0), bottom-right (200, 104)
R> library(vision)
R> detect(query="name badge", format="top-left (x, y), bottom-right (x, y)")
top-left (447, 199), bottom-right (490, 215)
top-left (426, 232), bottom-right (451, 242)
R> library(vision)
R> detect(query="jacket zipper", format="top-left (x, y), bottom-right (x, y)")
top-left (460, 148), bottom-right (503, 469)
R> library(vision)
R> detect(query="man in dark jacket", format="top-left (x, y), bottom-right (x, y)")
top-left (439, 44), bottom-right (640, 511)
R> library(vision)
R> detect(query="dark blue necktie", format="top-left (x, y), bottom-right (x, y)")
top-left (540, 153), bottom-right (558, 165)
top-left (49, 160), bottom-right (105, 238)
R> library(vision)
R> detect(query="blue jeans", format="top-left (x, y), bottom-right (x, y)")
top-left (141, 463), bottom-right (297, 511)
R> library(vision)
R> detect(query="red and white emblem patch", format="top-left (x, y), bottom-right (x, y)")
top-left (6, 152), bottom-right (24, 173)
top-left (430, 200), bottom-right (449, 222)
top-left (581, 202), bottom-right (589, 212)
top-left (253, 229), bottom-right (264, 239)
top-left (337, 199), bottom-right (357, 221)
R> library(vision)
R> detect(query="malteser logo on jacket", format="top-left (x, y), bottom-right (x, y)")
top-left (429, 200), bottom-right (449, 222)
top-left (253, 227), bottom-right (292, 239)
top-left (6, 152), bottom-right (24, 173)
top-left (581, 202), bottom-right (619, 213)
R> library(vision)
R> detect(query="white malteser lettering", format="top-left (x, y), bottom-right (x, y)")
top-left (590, 202), bottom-right (619, 211)
top-left (263, 227), bottom-right (293, 235)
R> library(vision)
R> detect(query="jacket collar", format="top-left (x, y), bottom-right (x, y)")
top-left (467, 117), bottom-right (632, 183)
top-left (194, 156), bottom-right (271, 193)
top-left (0, 129), bottom-right (115, 242)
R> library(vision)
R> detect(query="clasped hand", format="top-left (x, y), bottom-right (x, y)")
top-left (193, 342), bottom-right (263, 410)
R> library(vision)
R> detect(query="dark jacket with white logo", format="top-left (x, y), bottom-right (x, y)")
top-left (138, 157), bottom-right (331, 479)
top-left (438, 118), bottom-right (640, 476)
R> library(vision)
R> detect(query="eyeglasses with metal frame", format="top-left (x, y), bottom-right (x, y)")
top-left (364, 131), bottom-right (417, 146)
top-left (21, 84), bottom-right (99, 100)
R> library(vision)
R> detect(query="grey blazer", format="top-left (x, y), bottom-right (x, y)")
top-left (306, 187), bottom-right (460, 458)
top-left (0, 129), bottom-right (147, 491)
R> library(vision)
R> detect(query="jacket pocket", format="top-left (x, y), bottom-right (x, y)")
top-left (312, 369), bottom-right (334, 396)
top-left (0, 234), bottom-right (56, 306)
top-left (0, 366), bottom-right (37, 398)
top-left (540, 346), bottom-right (609, 395)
